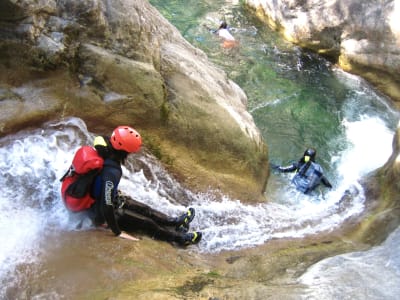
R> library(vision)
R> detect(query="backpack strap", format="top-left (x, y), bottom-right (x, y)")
top-left (66, 169), bottom-right (100, 198)
top-left (59, 166), bottom-right (74, 182)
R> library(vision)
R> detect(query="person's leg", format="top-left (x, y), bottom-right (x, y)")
top-left (174, 207), bottom-right (195, 232)
top-left (119, 195), bottom-right (195, 230)
top-left (117, 208), bottom-right (201, 245)
top-left (121, 197), bottom-right (176, 225)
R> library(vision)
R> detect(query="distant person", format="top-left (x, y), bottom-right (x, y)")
top-left (61, 126), bottom-right (202, 246)
top-left (271, 148), bottom-right (332, 194)
top-left (215, 21), bottom-right (238, 49)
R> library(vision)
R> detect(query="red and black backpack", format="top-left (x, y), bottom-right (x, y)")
top-left (60, 146), bottom-right (104, 212)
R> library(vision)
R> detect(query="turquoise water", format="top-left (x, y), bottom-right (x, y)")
top-left (150, 0), bottom-right (398, 186)
top-left (144, 3), bottom-right (400, 297)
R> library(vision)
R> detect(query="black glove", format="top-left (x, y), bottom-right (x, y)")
top-left (270, 163), bottom-right (280, 170)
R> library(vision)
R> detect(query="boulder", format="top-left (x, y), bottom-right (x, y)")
top-left (0, 0), bottom-right (268, 201)
top-left (245, 0), bottom-right (400, 103)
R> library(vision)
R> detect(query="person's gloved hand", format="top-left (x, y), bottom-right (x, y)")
top-left (270, 163), bottom-right (280, 170)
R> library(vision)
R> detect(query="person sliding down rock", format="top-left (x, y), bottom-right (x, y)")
top-left (61, 125), bottom-right (202, 246)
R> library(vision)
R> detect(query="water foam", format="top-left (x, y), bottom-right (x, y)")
top-left (299, 227), bottom-right (400, 299)
top-left (0, 113), bottom-right (396, 295)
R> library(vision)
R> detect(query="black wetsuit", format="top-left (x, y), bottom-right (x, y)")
top-left (90, 158), bottom-right (186, 244)
top-left (116, 195), bottom-right (186, 244)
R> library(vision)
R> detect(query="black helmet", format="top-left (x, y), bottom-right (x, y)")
top-left (219, 21), bottom-right (228, 29)
top-left (303, 148), bottom-right (316, 162)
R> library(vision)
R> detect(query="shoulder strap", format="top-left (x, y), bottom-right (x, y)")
top-left (59, 166), bottom-right (73, 182)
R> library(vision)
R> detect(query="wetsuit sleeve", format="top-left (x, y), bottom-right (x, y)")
top-left (276, 163), bottom-right (298, 173)
top-left (100, 168), bottom-right (122, 236)
top-left (321, 176), bottom-right (332, 188)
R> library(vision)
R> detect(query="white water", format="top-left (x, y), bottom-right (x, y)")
top-left (294, 71), bottom-right (400, 299)
top-left (299, 226), bottom-right (400, 299)
top-left (0, 76), bottom-right (399, 297)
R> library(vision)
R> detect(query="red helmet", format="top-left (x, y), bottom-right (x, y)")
top-left (110, 126), bottom-right (142, 153)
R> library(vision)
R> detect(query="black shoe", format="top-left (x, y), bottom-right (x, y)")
top-left (175, 207), bottom-right (195, 233)
top-left (182, 231), bottom-right (202, 246)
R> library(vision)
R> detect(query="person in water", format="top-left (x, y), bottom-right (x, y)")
top-left (272, 148), bottom-right (332, 194)
top-left (214, 21), bottom-right (238, 49)
top-left (89, 126), bottom-right (202, 246)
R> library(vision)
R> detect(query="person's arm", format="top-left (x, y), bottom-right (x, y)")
top-left (100, 174), bottom-right (121, 235)
top-left (271, 162), bottom-right (298, 173)
top-left (98, 168), bottom-right (125, 232)
top-left (100, 176), bottom-right (140, 241)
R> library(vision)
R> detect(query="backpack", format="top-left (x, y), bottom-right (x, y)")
top-left (292, 162), bottom-right (323, 193)
top-left (60, 146), bottom-right (104, 212)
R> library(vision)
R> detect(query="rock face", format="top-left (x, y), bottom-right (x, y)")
top-left (0, 0), bottom-right (269, 201)
top-left (359, 126), bottom-right (400, 244)
top-left (245, 0), bottom-right (400, 103)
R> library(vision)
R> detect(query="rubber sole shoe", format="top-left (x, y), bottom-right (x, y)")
top-left (183, 231), bottom-right (202, 246)
top-left (175, 207), bottom-right (195, 232)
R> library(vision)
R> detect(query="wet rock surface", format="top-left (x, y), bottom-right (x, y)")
top-left (0, 0), bottom-right (268, 201)
top-left (245, 0), bottom-right (400, 103)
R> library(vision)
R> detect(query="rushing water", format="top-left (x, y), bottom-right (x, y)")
top-left (1, 1), bottom-right (400, 298)
top-left (147, 1), bottom-right (400, 298)
top-left (299, 226), bottom-right (400, 299)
